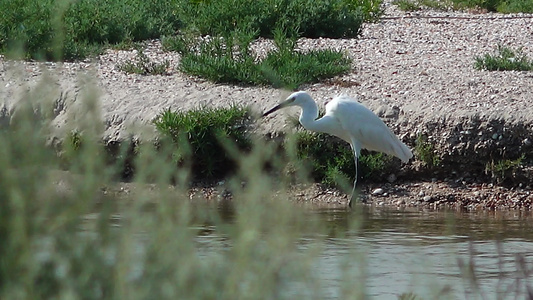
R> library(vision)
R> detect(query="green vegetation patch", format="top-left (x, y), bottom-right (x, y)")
top-left (0, 0), bottom-right (181, 60)
top-left (414, 135), bottom-right (440, 168)
top-left (166, 28), bottom-right (352, 89)
top-left (393, 0), bottom-right (533, 12)
top-left (153, 106), bottom-right (253, 181)
top-left (475, 45), bottom-right (533, 71)
top-left (1, 0), bottom-right (382, 61)
top-left (392, 0), bottom-right (452, 11)
top-left (455, 0), bottom-right (533, 12)
top-left (295, 131), bottom-right (396, 188)
top-left (178, 0), bottom-right (382, 39)
top-left (485, 154), bottom-right (525, 183)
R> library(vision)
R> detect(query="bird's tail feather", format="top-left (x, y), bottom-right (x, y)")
top-left (392, 138), bottom-right (413, 163)
top-left (384, 131), bottom-right (413, 163)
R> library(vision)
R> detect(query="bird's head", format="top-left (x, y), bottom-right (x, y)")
top-left (262, 91), bottom-right (312, 117)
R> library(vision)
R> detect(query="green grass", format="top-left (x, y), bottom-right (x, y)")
top-left (168, 28), bottom-right (352, 89)
top-left (453, 0), bottom-right (533, 12)
top-left (1, 0), bottom-right (382, 61)
top-left (393, 0), bottom-right (533, 12)
top-left (294, 131), bottom-right (396, 188)
top-left (153, 106), bottom-right (253, 181)
top-left (393, 0), bottom-right (454, 11)
top-left (393, 0), bottom-right (424, 11)
top-left (0, 0), bottom-right (181, 61)
top-left (178, 0), bottom-right (381, 39)
top-left (415, 135), bottom-right (440, 168)
top-left (494, 0), bottom-right (533, 13)
top-left (485, 154), bottom-right (525, 182)
top-left (475, 45), bottom-right (533, 71)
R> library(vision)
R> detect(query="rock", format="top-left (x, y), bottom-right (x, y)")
top-left (423, 195), bottom-right (432, 202)
top-left (372, 188), bottom-right (384, 196)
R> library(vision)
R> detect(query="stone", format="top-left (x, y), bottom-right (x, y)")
top-left (396, 200), bottom-right (405, 205)
top-left (372, 188), bottom-right (384, 196)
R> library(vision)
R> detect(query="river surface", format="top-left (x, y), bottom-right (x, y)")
top-left (196, 204), bottom-right (533, 299)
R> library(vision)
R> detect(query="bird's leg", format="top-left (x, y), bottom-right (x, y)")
top-left (349, 153), bottom-right (359, 208)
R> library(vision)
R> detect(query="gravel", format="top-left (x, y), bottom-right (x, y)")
top-left (1, 1), bottom-right (532, 209)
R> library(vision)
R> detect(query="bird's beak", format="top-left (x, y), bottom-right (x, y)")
top-left (262, 104), bottom-right (282, 117)
top-left (262, 99), bottom-right (292, 118)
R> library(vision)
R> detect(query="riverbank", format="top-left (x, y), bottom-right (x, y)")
top-left (1, 1), bottom-right (533, 209)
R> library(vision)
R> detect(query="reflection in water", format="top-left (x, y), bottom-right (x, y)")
top-left (198, 204), bottom-right (533, 299)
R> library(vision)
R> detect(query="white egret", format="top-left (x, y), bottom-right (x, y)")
top-left (263, 91), bottom-right (413, 207)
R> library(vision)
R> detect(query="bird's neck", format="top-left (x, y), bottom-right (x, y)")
top-left (298, 102), bottom-right (320, 131)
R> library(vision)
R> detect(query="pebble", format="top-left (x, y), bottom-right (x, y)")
top-left (423, 195), bottom-right (432, 202)
top-left (372, 188), bottom-right (384, 196)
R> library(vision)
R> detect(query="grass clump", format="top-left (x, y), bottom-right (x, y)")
top-left (415, 135), bottom-right (440, 168)
top-left (393, 0), bottom-right (453, 11)
top-left (485, 154), bottom-right (525, 182)
top-left (393, 0), bottom-right (533, 12)
top-left (452, 0), bottom-right (533, 12)
top-left (153, 106), bottom-right (253, 180)
top-left (295, 131), bottom-right (395, 187)
top-left (168, 28), bottom-right (352, 89)
top-left (393, 0), bottom-right (425, 11)
top-left (475, 45), bottom-right (533, 71)
top-left (178, 0), bottom-right (381, 39)
top-left (118, 47), bottom-right (170, 75)
top-left (0, 0), bottom-right (181, 60)
top-left (165, 29), bottom-right (261, 85)
top-left (494, 0), bottom-right (533, 13)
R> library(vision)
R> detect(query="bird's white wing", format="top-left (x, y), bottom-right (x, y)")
top-left (326, 95), bottom-right (413, 162)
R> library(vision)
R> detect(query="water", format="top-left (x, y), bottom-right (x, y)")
top-left (197, 205), bottom-right (533, 299)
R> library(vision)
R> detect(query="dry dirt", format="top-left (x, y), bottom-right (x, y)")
top-left (2, 1), bottom-right (533, 210)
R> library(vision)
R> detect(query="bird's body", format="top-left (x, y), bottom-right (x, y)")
top-left (263, 91), bottom-right (413, 206)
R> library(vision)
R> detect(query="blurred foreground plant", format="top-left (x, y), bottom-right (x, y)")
top-left (0, 73), bottom-right (343, 299)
